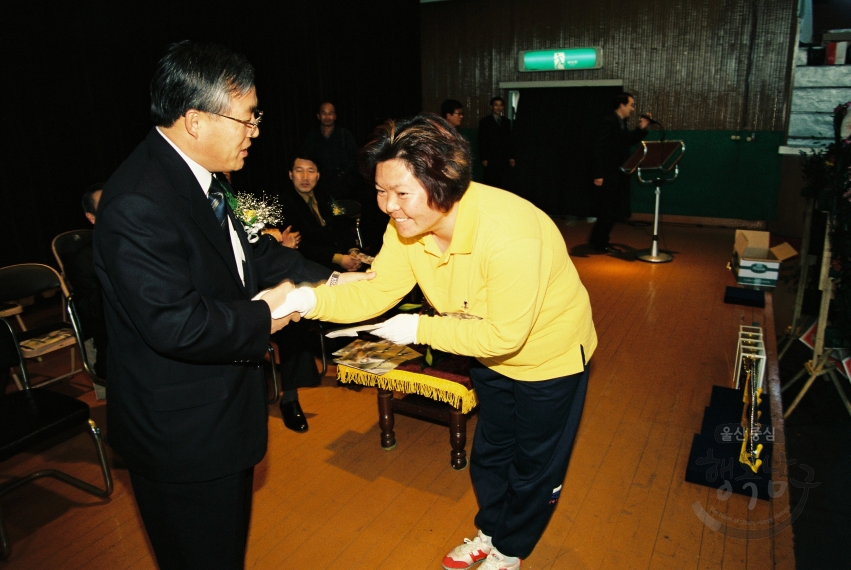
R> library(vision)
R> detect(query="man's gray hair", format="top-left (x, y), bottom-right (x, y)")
top-left (150, 40), bottom-right (255, 127)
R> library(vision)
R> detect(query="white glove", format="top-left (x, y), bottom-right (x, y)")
top-left (271, 286), bottom-right (317, 319)
top-left (371, 314), bottom-right (420, 345)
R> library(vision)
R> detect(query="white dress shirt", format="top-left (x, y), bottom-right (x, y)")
top-left (156, 128), bottom-right (246, 284)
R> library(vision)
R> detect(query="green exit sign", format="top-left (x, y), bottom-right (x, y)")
top-left (518, 47), bottom-right (603, 72)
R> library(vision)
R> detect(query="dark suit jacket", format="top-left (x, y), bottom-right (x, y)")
top-left (94, 128), bottom-right (324, 483)
top-left (301, 126), bottom-right (359, 198)
top-left (279, 185), bottom-right (360, 271)
top-left (592, 112), bottom-right (647, 180)
top-left (477, 115), bottom-right (514, 167)
top-left (64, 239), bottom-right (106, 340)
top-left (591, 112), bottom-right (647, 218)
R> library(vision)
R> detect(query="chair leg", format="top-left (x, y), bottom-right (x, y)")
top-left (318, 326), bottom-right (328, 377)
top-left (0, 419), bottom-right (112, 559)
top-left (9, 372), bottom-right (23, 391)
top-left (0, 504), bottom-right (9, 559)
top-left (87, 419), bottom-right (114, 498)
top-left (0, 420), bottom-right (113, 500)
top-left (266, 345), bottom-right (280, 404)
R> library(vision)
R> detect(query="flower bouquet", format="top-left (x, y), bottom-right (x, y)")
top-left (226, 192), bottom-right (284, 243)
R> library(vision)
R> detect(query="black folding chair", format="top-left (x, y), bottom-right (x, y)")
top-left (52, 231), bottom-right (106, 399)
top-left (0, 316), bottom-right (112, 559)
top-left (0, 264), bottom-right (81, 388)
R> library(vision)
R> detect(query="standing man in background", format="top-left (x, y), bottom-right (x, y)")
top-left (301, 102), bottom-right (359, 200)
top-left (589, 92), bottom-right (650, 253)
top-left (441, 99), bottom-right (465, 129)
top-left (477, 96), bottom-right (515, 190)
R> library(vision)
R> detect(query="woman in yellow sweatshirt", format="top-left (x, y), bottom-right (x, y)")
top-left (277, 114), bottom-right (596, 570)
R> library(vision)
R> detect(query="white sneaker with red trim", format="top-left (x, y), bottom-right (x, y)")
top-left (442, 530), bottom-right (492, 569)
top-left (478, 548), bottom-right (522, 570)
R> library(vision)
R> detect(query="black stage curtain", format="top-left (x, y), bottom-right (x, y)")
top-left (2, 0), bottom-right (421, 267)
top-left (512, 86), bottom-right (622, 218)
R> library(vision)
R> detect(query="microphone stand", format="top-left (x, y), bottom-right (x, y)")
top-left (641, 114), bottom-right (666, 142)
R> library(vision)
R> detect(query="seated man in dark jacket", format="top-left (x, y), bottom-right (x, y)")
top-left (279, 155), bottom-right (364, 273)
top-left (64, 183), bottom-right (109, 380)
top-left (218, 171), bottom-right (331, 434)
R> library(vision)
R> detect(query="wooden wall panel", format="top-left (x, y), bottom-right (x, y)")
top-left (421, 0), bottom-right (797, 132)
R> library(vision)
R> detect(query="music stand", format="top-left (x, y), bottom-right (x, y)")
top-left (621, 140), bottom-right (685, 263)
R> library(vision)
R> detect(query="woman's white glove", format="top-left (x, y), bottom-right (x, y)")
top-left (371, 314), bottom-right (420, 345)
top-left (271, 286), bottom-right (317, 319)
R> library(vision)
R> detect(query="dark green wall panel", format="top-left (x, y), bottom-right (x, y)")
top-left (632, 131), bottom-right (784, 220)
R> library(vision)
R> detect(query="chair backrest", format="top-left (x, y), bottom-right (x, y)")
top-left (52, 230), bottom-right (93, 278)
top-left (0, 264), bottom-right (69, 303)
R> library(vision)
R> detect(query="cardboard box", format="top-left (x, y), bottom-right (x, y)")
top-left (731, 230), bottom-right (797, 288)
top-left (826, 41), bottom-right (848, 65)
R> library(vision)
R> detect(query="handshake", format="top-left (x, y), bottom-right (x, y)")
top-left (254, 271), bottom-right (420, 344)
top-left (254, 271), bottom-right (375, 333)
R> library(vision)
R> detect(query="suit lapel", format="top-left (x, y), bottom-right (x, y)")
top-left (146, 130), bottom-right (247, 292)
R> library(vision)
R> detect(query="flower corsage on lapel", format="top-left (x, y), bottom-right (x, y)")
top-left (225, 191), bottom-right (284, 243)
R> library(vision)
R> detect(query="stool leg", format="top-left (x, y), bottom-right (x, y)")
top-left (449, 408), bottom-right (467, 470)
top-left (378, 389), bottom-right (396, 450)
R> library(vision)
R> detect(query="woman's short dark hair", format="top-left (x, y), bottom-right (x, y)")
top-left (359, 114), bottom-right (472, 212)
top-left (150, 40), bottom-right (255, 127)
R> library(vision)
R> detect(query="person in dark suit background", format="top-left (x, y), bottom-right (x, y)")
top-left (588, 92), bottom-right (650, 253)
top-left (441, 99), bottom-right (465, 130)
top-left (218, 170), bottom-right (323, 434)
top-left (274, 155), bottom-right (371, 429)
top-left (300, 102), bottom-right (359, 200)
top-left (93, 41), bottom-right (356, 569)
top-left (63, 183), bottom-right (109, 380)
top-left (477, 96), bottom-right (515, 190)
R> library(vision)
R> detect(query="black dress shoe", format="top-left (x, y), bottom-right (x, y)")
top-left (280, 400), bottom-right (308, 432)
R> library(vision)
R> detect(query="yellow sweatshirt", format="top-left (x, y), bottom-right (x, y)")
top-left (310, 182), bottom-right (597, 381)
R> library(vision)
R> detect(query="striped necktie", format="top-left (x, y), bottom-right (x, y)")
top-left (208, 179), bottom-right (229, 237)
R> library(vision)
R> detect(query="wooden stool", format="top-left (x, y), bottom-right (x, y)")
top-left (337, 355), bottom-right (477, 470)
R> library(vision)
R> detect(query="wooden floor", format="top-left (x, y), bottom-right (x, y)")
top-left (1, 221), bottom-right (796, 569)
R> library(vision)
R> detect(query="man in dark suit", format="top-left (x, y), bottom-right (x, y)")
top-left (441, 98), bottom-right (465, 129)
top-left (280, 155), bottom-right (364, 273)
top-left (93, 41), bottom-right (331, 569)
top-left (477, 96), bottom-right (515, 190)
top-left (300, 102), bottom-right (359, 200)
top-left (589, 92), bottom-right (650, 253)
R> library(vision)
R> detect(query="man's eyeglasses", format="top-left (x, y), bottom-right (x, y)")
top-left (209, 110), bottom-right (263, 136)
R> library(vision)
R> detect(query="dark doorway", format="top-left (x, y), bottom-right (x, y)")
top-left (512, 86), bottom-right (622, 218)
